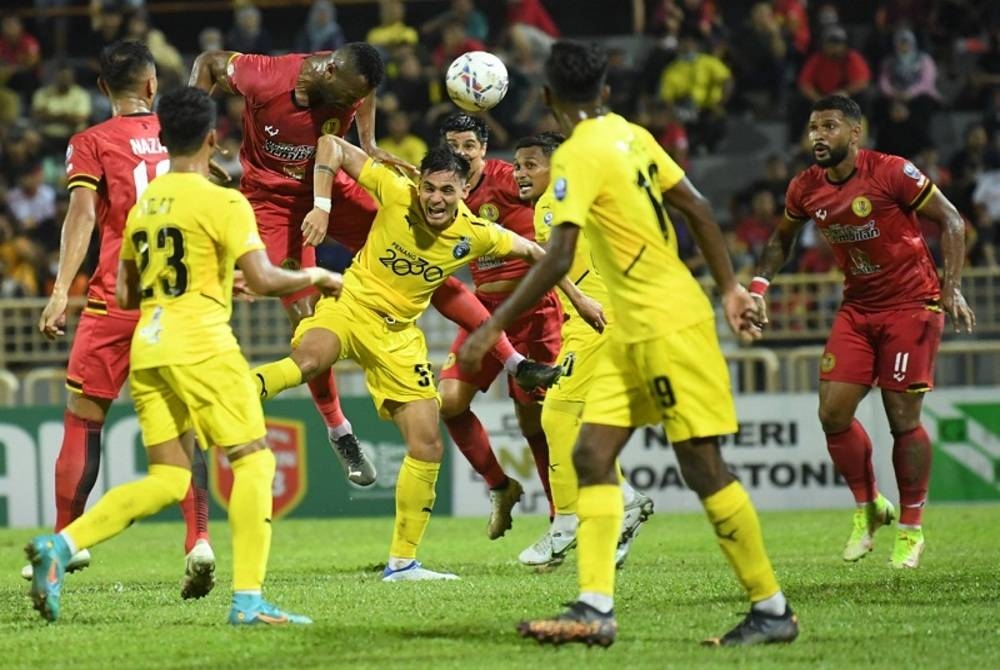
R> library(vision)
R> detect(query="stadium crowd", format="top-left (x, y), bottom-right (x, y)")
top-left (1, 0), bottom-right (999, 299)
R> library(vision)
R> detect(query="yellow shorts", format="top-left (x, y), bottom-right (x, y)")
top-left (546, 323), bottom-right (608, 403)
top-left (582, 319), bottom-right (738, 443)
top-left (293, 295), bottom-right (438, 419)
top-left (130, 349), bottom-right (266, 449)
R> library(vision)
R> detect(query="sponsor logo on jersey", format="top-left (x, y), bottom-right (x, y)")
top-left (478, 203), bottom-right (500, 221)
top-left (851, 196), bottom-right (872, 218)
top-left (824, 220), bottom-right (880, 244)
top-left (379, 243), bottom-right (444, 282)
top-left (322, 118), bottom-right (342, 136)
top-left (554, 177), bottom-right (567, 201)
top-left (903, 162), bottom-right (926, 187)
top-left (452, 236), bottom-right (471, 259)
top-left (848, 248), bottom-right (880, 275)
top-left (263, 139), bottom-right (316, 162)
top-left (474, 255), bottom-right (504, 270)
top-left (211, 418), bottom-right (307, 519)
top-left (264, 125), bottom-right (279, 137)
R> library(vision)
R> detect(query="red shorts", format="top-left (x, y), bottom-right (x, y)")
top-left (66, 310), bottom-right (138, 400)
top-left (820, 302), bottom-right (944, 392)
top-left (248, 173), bottom-right (377, 307)
top-left (440, 289), bottom-right (563, 404)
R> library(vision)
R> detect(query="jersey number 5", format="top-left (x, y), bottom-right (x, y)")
top-left (636, 163), bottom-right (669, 240)
top-left (132, 226), bottom-right (189, 299)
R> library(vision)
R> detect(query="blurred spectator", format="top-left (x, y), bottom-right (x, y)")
top-left (421, 0), bottom-right (489, 44)
top-left (1, 125), bottom-right (44, 186)
top-left (723, 228), bottom-right (756, 276)
top-left (877, 28), bottom-right (939, 132)
top-left (0, 15), bottom-right (42, 103)
top-left (87, 0), bottom-right (127, 60)
top-left (948, 122), bottom-right (1000, 186)
top-left (0, 230), bottom-right (44, 297)
top-left (797, 236), bottom-right (836, 273)
top-left (380, 47), bottom-right (440, 138)
top-left (432, 22), bottom-right (486, 69)
top-left (226, 5), bottom-right (273, 55)
top-left (789, 25), bottom-right (871, 143)
top-left (644, 102), bottom-right (689, 169)
top-left (198, 27), bottom-right (224, 53)
top-left (378, 110), bottom-right (428, 167)
top-left (658, 31), bottom-right (732, 153)
top-left (735, 188), bottom-right (779, 259)
top-left (367, 0), bottom-right (419, 50)
top-left (912, 145), bottom-right (951, 190)
top-left (772, 0), bottom-right (810, 59)
top-left (964, 24), bottom-right (1000, 109)
top-left (125, 11), bottom-right (185, 90)
top-left (31, 64), bottom-right (91, 155)
top-left (507, 0), bottom-right (559, 66)
top-left (607, 47), bottom-right (640, 116)
top-left (874, 99), bottom-right (930, 159)
top-left (7, 163), bottom-right (57, 240)
top-left (730, 2), bottom-right (789, 116)
top-left (971, 168), bottom-right (1000, 266)
top-left (677, 0), bottom-right (725, 44)
top-left (294, 0), bottom-right (346, 54)
top-left (737, 152), bottom-right (789, 216)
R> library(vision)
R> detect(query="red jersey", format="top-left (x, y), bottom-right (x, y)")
top-left (66, 113), bottom-right (168, 316)
top-left (228, 53), bottom-right (362, 199)
top-left (464, 159), bottom-right (535, 285)
top-left (785, 149), bottom-right (939, 309)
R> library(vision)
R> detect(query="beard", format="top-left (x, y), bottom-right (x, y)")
top-left (814, 143), bottom-right (849, 167)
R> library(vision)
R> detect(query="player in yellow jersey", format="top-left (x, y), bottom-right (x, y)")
top-left (512, 132), bottom-right (654, 570)
top-left (250, 138), bottom-right (591, 581)
top-left (25, 87), bottom-right (342, 625)
top-left (459, 41), bottom-right (798, 647)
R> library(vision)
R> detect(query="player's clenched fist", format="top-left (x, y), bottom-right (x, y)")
top-left (305, 267), bottom-right (343, 298)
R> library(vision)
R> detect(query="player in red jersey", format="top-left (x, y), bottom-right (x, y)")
top-left (436, 113), bottom-right (606, 540)
top-left (191, 47), bottom-right (561, 488)
top-left (750, 95), bottom-right (976, 569)
top-left (33, 41), bottom-right (215, 597)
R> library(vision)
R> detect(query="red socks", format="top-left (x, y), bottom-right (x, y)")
top-left (525, 431), bottom-right (554, 517)
top-left (892, 425), bottom-right (932, 526)
top-left (307, 369), bottom-right (348, 429)
top-left (825, 418), bottom-right (876, 504)
top-left (180, 447), bottom-right (211, 553)
top-left (54, 411), bottom-right (103, 531)
top-left (445, 409), bottom-right (508, 489)
top-left (432, 276), bottom-right (519, 363)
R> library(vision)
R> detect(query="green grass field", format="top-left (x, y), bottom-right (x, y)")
top-left (2, 505), bottom-right (999, 669)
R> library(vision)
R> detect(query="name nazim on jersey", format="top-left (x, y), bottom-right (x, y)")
top-left (129, 137), bottom-right (166, 156)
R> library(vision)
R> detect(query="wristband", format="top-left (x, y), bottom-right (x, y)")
top-left (748, 276), bottom-right (770, 296)
top-left (314, 197), bottom-right (332, 213)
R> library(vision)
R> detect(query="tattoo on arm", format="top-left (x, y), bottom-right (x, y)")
top-left (315, 165), bottom-right (336, 177)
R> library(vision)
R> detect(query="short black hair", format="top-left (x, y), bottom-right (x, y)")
top-left (420, 144), bottom-right (470, 182)
top-left (439, 111), bottom-right (488, 145)
top-left (812, 95), bottom-right (862, 122)
top-left (99, 40), bottom-right (155, 94)
top-left (157, 86), bottom-right (216, 156)
top-left (514, 131), bottom-right (565, 157)
top-left (545, 40), bottom-right (608, 104)
top-left (342, 42), bottom-right (385, 89)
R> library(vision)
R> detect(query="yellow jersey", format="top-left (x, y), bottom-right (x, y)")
top-left (533, 187), bottom-right (615, 337)
top-left (344, 159), bottom-right (515, 322)
top-left (120, 172), bottom-right (265, 369)
top-left (548, 113), bottom-right (713, 342)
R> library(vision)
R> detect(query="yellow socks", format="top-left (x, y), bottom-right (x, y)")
top-left (576, 484), bottom-right (623, 598)
top-left (389, 456), bottom-right (440, 560)
top-left (541, 399), bottom-right (581, 515)
top-left (63, 464), bottom-right (190, 551)
top-left (251, 358), bottom-right (303, 401)
top-left (702, 481), bottom-right (781, 602)
top-left (228, 448), bottom-right (276, 592)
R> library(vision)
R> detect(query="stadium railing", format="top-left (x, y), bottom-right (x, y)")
top-left (1, 269), bottom-right (997, 405)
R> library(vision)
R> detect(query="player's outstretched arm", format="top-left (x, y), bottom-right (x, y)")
top-left (237, 249), bottom-right (343, 298)
top-left (188, 50), bottom-right (239, 94)
top-left (663, 177), bottom-right (762, 342)
top-left (302, 135), bottom-right (372, 246)
top-left (458, 224), bottom-right (578, 372)
top-left (39, 187), bottom-right (98, 340)
top-left (749, 213), bottom-right (808, 329)
top-left (917, 188), bottom-right (976, 333)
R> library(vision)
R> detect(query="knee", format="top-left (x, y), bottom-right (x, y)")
top-left (409, 435), bottom-right (444, 463)
top-left (818, 404), bottom-right (853, 434)
top-left (151, 465), bottom-right (191, 503)
top-left (674, 439), bottom-right (732, 497)
top-left (438, 388), bottom-right (468, 420)
top-left (572, 440), bottom-right (614, 485)
top-left (291, 349), bottom-right (322, 382)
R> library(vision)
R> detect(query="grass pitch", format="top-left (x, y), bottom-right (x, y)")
top-left (2, 505), bottom-right (999, 669)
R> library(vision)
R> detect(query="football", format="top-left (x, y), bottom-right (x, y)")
top-left (445, 51), bottom-right (509, 112)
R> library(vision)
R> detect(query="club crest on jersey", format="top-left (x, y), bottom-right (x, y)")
top-left (554, 177), bottom-right (567, 201)
top-left (851, 196), bottom-right (872, 218)
top-left (453, 236), bottom-right (471, 259)
top-left (322, 118), bottom-right (342, 136)
top-left (820, 352), bottom-right (836, 373)
top-left (478, 203), bottom-right (500, 221)
top-left (211, 417), bottom-right (307, 519)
